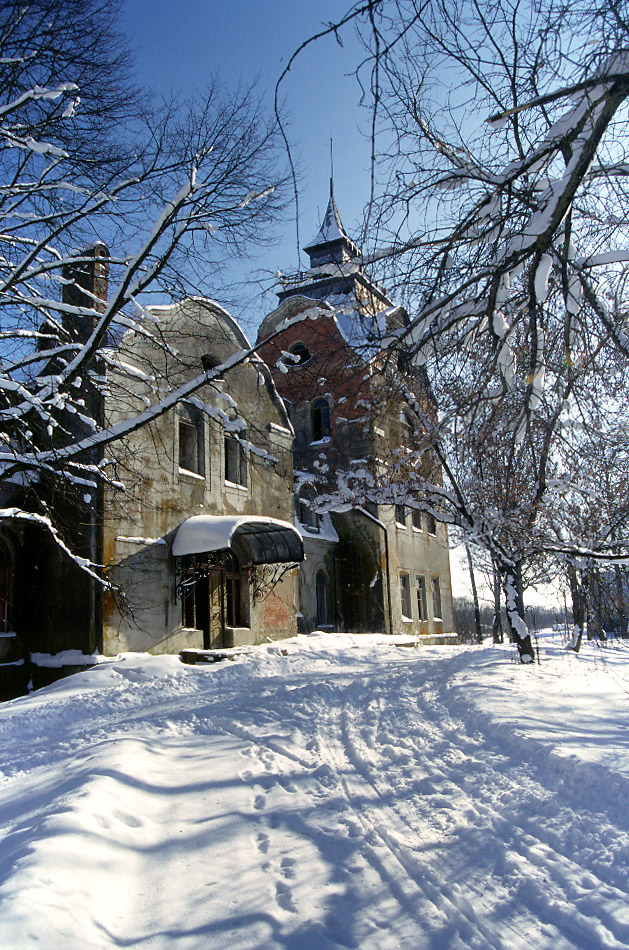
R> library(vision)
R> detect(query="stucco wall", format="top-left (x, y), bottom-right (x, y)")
top-left (102, 298), bottom-right (298, 654)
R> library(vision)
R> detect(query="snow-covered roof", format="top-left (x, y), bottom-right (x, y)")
top-left (172, 515), bottom-right (304, 565)
top-left (305, 194), bottom-right (347, 249)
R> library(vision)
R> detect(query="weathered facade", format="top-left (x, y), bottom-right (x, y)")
top-left (257, 188), bottom-right (456, 641)
top-left (101, 297), bottom-right (302, 655)
top-left (1, 268), bottom-right (303, 696)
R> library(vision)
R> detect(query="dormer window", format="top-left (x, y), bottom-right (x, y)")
top-left (288, 342), bottom-right (311, 366)
top-left (311, 398), bottom-right (331, 442)
top-left (201, 353), bottom-right (223, 379)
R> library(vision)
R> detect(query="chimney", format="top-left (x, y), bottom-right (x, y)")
top-left (62, 242), bottom-right (109, 315)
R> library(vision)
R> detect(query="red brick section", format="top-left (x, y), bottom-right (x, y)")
top-left (257, 314), bottom-right (372, 429)
top-left (263, 592), bottom-right (294, 634)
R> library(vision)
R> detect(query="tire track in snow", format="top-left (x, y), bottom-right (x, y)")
top-left (307, 654), bottom-right (629, 950)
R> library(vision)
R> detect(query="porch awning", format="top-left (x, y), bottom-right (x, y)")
top-left (172, 515), bottom-right (304, 566)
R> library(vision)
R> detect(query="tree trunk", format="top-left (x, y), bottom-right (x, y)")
top-left (502, 561), bottom-right (535, 663)
top-left (567, 563), bottom-right (585, 652)
top-left (614, 565), bottom-right (628, 639)
top-left (466, 544), bottom-right (483, 644)
top-left (492, 556), bottom-right (504, 644)
top-left (587, 569), bottom-right (605, 641)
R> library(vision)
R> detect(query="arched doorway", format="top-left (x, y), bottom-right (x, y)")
top-left (181, 550), bottom-right (244, 649)
top-left (316, 569), bottom-right (331, 627)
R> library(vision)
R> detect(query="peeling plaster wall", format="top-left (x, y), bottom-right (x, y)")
top-left (102, 298), bottom-right (298, 654)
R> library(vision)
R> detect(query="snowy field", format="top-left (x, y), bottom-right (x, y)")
top-left (1, 632), bottom-right (628, 950)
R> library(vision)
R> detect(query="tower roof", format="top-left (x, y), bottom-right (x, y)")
top-left (304, 192), bottom-right (346, 249)
top-left (303, 183), bottom-right (361, 264)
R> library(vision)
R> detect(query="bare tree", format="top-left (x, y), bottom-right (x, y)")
top-left (277, 0), bottom-right (629, 661)
top-left (0, 0), bottom-right (289, 569)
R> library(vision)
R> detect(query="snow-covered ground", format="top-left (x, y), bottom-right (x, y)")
top-left (1, 631), bottom-right (628, 949)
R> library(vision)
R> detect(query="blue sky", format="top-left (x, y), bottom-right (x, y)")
top-left (121, 1), bottom-right (373, 329)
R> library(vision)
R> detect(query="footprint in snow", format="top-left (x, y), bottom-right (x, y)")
top-left (275, 880), bottom-right (297, 913)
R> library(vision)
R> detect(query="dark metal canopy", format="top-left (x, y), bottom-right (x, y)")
top-left (172, 515), bottom-right (304, 566)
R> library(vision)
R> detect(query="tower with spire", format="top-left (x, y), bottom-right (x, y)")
top-left (276, 182), bottom-right (393, 316)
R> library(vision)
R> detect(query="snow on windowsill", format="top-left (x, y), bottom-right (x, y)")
top-left (224, 480), bottom-right (248, 492)
top-left (179, 468), bottom-right (205, 481)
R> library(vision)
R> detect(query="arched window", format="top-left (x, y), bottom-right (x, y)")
top-left (288, 342), bottom-right (311, 366)
top-left (201, 353), bottom-right (223, 379)
top-left (311, 398), bottom-right (331, 442)
top-left (316, 569), bottom-right (330, 626)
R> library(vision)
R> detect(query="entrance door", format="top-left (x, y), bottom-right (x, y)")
top-left (207, 568), bottom-right (224, 649)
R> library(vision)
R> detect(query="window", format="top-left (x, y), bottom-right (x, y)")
top-left (395, 504), bottom-right (406, 526)
top-left (400, 573), bottom-right (412, 620)
top-left (297, 489), bottom-right (320, 533)
top-left (201, 353), bottom-right (223, 379)
top-left (181, 570), bottom-right (198, 629)
top-left (288, 342), bottom-right (311, 365)
top-left (426, 513), bottom-right (437, 535)
top-left (316, 570), bottom-right (330, 626)
top-left (225, 552), bottom-right (242, 626)
top-left (178, 405), bottom-right (203, 475)
top-left (432, 577), bottom-right (442, 620)
top-left (0, 538), bottom-right (13, 633)
top-left (225, 435), bottom-right (247, 487)
top-left (311, 398), bottom-right (331, 442)
top-left (412, 509), bottom-right (423, 531)
top-left (416, 575), bottom-right (428, 622)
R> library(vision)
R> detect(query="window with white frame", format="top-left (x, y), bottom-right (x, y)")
top-left (416, 575), bottom-right (428, 621)
top-left (225, 434), bottom-right (247, 487)
top-left (400, 572), bottom-right (412, 619)
top-left (178, 405), bottom-right (204, 476)
top-left (431, 576), bottom-right (442, 620)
